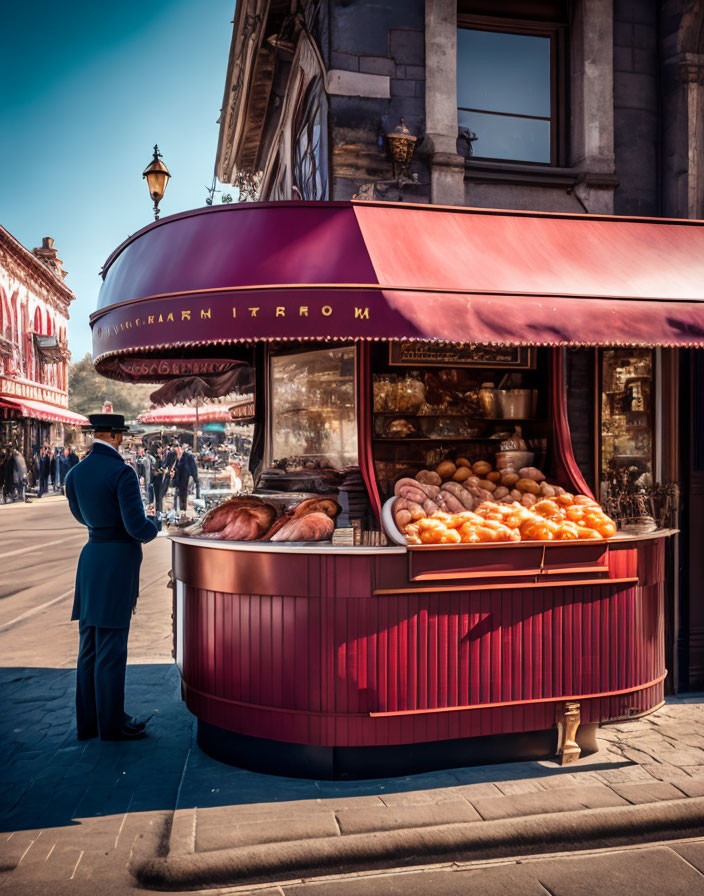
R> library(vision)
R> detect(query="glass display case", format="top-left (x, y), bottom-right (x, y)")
top-left (370, 356), bottom-right (548, 500)
top-left (599, 349), bottom-right (654, 502)
top-left (268, 346), bottom-right (357, 471)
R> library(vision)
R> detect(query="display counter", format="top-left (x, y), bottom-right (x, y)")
top-left (172, 530), bottom-right (672, 778)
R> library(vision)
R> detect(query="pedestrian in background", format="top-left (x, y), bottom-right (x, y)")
top-left (172, 445), bottom-right (198, 513)
top-left (9, 448), bottom-right (28, 502)
top-left (132, 444), bottom-right (154, 505)
top-left (65, 413), bottom-right (159, 741)
top-left (1, 446), bottom-right (11, 503)
top-left (67, 446), bottom-right (79, 470)
top-left (52, 447), bottom-right (62, 492)
top-left (59, 447), bottom-right (71, 493)
top-left (151, 446), bottom-right (166, 515)
top-left (37, 445), bottom-right (51, 497)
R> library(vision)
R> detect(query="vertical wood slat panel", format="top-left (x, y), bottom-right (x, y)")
top-left (180, 541), bottom-right (665, 748)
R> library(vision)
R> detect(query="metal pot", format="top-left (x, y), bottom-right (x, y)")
top-left (496, 389), bottom-right (537, 419)
top-left (495, 450), bottom-right (535, 471)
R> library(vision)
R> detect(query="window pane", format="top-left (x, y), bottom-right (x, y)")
top-left (459, 109), bottom-right (550, 163)
top-left (458, 28), bottom-right (551, 118)
top-left (270, 348), bottom-right (357, 470)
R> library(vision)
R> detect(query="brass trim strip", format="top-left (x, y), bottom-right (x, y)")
top-left (179, 672), bottom-right (666, 720)
top-left (369, 673), bottom-right (667, 718)
top-left (373, 576), bottom-right (639, 595)
top-left (89, 281), bottom-right (704, 323)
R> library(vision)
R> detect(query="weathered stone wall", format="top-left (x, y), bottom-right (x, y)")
top-left (327, 0), bottom-right (430, 200)
top-left (613, 0), bottom-right (660, 215)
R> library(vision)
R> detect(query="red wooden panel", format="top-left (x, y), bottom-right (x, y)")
top-left (178, 538), bottom-right (667, 749)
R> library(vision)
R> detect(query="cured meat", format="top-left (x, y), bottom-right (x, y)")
top-left (290, 497), bottom-right (340, 519)
top-left (201, 497), bottom-right (277, 541)
top-left (270, 512), bottom-right (335, 543)
top-left (261, 514), bottom-right (293, 541)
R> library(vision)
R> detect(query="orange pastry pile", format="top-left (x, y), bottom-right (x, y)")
top-left (402, 494), bottom-right (617, 545)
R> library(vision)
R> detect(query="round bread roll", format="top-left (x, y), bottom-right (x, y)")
top-left (452, 466), bottom-right (471, 482)
top-left (471, 460), bottom-right (492, 477)
top-left (501, 471), bottom-right (520, 487)
top-left (516, 478), bottom-right (541, 495)
top-left (486, 471), bottom-right (501, 483)
top-left (455, 457), bottom-right (471, 468)
top-left (435, 460), bottom-right (457, 480)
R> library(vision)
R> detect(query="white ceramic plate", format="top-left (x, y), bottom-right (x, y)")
top-left (381, 496), bottom-right (408, 546)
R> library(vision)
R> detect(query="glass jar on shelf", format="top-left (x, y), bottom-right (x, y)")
top-left (478, 382), bottom-right (497, 417)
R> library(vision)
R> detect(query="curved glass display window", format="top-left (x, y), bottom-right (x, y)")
top-left (269, 346), bottom-right (357, 471)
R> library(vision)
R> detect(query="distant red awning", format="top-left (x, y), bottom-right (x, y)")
top-left (0, 396), bottom-right (88, 426)
top-left (91, 201), bottom-right (704, 376)
top-left (138, 404), bottom-right (232, 425)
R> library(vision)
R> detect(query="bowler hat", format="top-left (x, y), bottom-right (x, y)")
top-left (84, 413), bottom-right (131, 433)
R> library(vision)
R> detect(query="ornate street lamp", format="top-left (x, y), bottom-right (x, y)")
top-left (142, 145), bottom-right (171, 220)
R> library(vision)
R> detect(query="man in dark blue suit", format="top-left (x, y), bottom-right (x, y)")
top-left (37, 445), bottom-right (51, 497)
top-left (65, 414), bottom-right (159, 741)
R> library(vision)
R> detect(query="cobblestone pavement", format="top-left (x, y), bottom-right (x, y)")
top-left (1, 500), bottom-right (704, 894)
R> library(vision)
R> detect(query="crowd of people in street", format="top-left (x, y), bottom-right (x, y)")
top-left (1, 443), bottom-right (80, 503)
top-left (0, 434), bottom-right (252, 512)
top-left (124, 437), bottom-right (252, 519)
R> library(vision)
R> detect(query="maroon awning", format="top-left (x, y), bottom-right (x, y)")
top-left (91, 201), bottom-right (704, 376)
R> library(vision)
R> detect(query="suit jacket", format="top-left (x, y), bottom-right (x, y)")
top-left (172, 452), bottom-right (198, 490)
top-left (132, 452), bottom-right (153, 486)
top-left (65, 442), bottom-right (158, 628)
top-left (39, 453), bottom-right (51, 478)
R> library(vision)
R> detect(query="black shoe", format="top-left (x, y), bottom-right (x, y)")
top-left (123, 713), bottom-right (152, 734)
top-left (100, 726), bottom-right (149, 742)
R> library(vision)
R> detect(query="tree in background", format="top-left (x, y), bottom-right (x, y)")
top-left (69, 354), bottom-right (154, 419)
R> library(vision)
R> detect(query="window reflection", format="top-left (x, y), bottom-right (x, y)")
top-left (292, 78), bottom-right (328, 200)
top-left (457, 28), bottom-right (552, 164)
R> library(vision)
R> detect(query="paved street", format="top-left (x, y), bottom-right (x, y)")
top-left (1, 498), bottom-right (704, 895)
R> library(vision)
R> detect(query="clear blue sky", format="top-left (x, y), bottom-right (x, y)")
top-left (0, 0), bottom-right (235, 360)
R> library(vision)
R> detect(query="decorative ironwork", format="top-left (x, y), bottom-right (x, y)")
top-left (233, 169), bottom-right (263, 201)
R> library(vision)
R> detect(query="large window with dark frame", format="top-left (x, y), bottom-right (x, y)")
top-left (292, 76), bottom-right (329, 200)
top-left (457, 3), bottom-right (567, 166)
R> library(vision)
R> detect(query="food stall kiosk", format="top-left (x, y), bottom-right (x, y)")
top-left (91, 201), bottom-right (704, 778)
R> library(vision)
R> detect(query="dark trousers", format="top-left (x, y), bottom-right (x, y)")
top-left (38, 475), bottom-right (48, 497)
top-left (175, 485), bottom-right (188, 512)
top-left (76, 624), bottom-right (130, 738)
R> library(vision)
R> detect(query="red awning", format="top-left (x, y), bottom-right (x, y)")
top-left (0, 396), bottom-right (89, 426)
top-left (138, 404), bottom-right (233, 425)
top-left (91, 202), bottom-right (704, 373)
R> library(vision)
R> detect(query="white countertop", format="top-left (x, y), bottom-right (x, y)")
top-left (171, 528), bottom-right (677, 554)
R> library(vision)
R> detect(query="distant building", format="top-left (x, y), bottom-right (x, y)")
top-left (0, 226), bottom-right (87, 464)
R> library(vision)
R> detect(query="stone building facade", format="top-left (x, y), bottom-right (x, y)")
top-left (0, 227), bottom-right (85, 465)
top-left (215, 0), bottom-right (704, 689)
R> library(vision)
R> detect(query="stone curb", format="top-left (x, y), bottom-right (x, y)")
top-left (130, 796), bottom-right (704, 891)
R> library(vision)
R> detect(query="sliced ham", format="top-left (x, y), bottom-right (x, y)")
top-left (201, 497), bottom-right (277, 540)
top-left (270, 512), bottom-right (335, 543)
top-left (290, 497), bottom-right (340, 519)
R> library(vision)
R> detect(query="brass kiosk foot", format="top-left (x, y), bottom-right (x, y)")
top-left (556, 701), bottom-right (581, 765)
